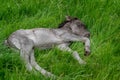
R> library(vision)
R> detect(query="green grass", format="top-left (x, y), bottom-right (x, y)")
top-left (0, 0), bottom-right (120, 80)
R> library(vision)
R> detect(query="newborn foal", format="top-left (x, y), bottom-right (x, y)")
top-left (5, 16), bottom-right (90, 78)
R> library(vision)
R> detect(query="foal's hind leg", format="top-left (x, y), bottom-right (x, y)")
top-left (29, 49), bottom-right (55, 78)
top-left (20, 39), bottom-right (34, 71)
top-left (20, 49), bottom-right (33, 71)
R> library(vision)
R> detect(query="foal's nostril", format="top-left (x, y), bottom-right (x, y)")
top-left (85, 33), bottom-right (90, 38)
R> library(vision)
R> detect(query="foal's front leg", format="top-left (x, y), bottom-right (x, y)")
top-left (82, 37), bottom-right (90, 56)
top-left (61, 33), bottom-right (91, 56)
top-left (57, 44), bottom-right (86, 64)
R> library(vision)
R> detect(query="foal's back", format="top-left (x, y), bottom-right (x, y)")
top-left (7, 28), bottom-right (64, 49)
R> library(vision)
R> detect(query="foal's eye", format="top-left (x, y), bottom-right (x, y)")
top-left (78, 24), bottom-right (81, 26)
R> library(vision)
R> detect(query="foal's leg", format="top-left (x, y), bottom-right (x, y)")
top-left (20, 38), bottom-right (34, 71)
top-left (29, 49), bottom-right (55, 78)
top-left (20, 49), bottom-right (32, 71)
top-left (61, 33), bottom-right (90, 56)
top-left (57, 44), bottom-right (86, 64)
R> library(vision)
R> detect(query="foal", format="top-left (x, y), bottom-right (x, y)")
top-left (5, 16), bottom-right (90, 78)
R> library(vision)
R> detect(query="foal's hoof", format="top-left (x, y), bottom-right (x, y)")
top-left (79, 60), bottom-right (86, 65)
top-left (84, 50), bottom-right (91, 56)
top-left (45, 72), bottom-right (56, 79)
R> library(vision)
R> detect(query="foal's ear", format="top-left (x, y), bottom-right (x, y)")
top-left (65, 16), bottom-right (72, 21)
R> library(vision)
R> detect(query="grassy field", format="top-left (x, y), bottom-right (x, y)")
top-left (0, 0), bottom-right (120, 80)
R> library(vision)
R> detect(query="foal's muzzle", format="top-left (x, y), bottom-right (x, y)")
top-left (84, 32), bottom-right (90, 38)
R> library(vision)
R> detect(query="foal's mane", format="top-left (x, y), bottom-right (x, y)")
top-left (58, 18), bottom-right (78, 28)
top-left (58, 20), bottom-right (69, 28)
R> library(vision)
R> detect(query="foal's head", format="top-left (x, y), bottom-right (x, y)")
top-left (58, 16), bottom-right (90, 38)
